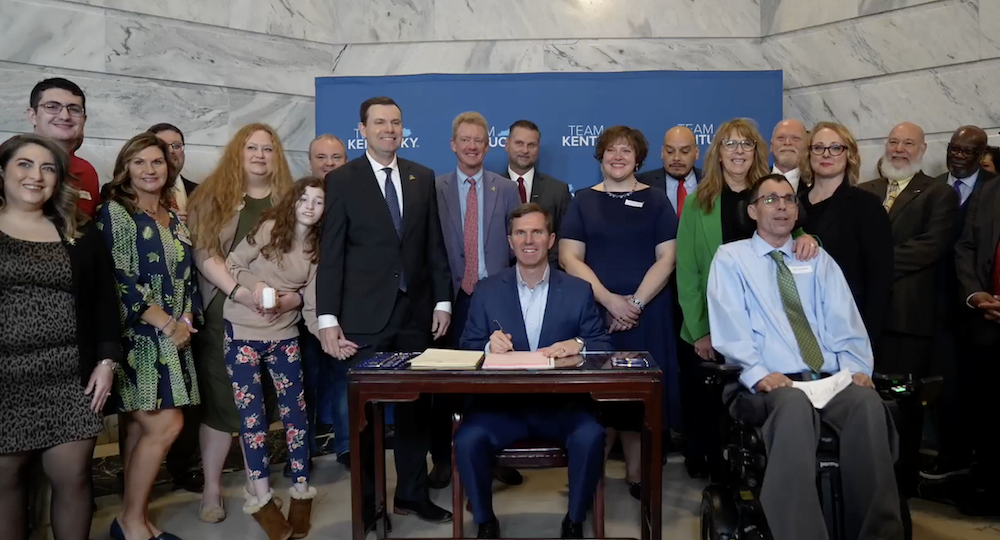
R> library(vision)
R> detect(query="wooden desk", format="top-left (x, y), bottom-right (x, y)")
top-left (348, 353), bottom-right (663, 540)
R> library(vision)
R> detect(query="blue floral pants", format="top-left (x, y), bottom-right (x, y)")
top-left (224, 322), bottom-right (310, 483)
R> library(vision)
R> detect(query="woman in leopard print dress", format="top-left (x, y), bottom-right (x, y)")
top-left (97, 133), bottom-right (199, 540)
top-left (0, 134), bottom-right (122, 540)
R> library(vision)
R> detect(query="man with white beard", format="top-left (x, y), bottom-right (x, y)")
top-left (769, 119), bottom-right (809, 193)
top-left (859, 121), bottom-right (958, 498)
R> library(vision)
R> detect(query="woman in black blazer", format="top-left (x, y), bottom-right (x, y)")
top-left (799, 122), bottom-right (894, 348)
top-left (0, 134), bottom-right (122, 540)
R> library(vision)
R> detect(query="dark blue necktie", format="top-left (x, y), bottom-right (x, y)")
top-left (953, 179), bottom-right (963, 206)
top-left (381, 167), bottom-right (406, 292)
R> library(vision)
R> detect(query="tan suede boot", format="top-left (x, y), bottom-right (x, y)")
top-left (287, 485), bottom-right (318, 538)
top-left (244, 489), bottom-right (292, 540)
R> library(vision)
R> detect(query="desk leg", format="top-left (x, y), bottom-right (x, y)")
top-left (374, 403), bottom-right (389, 538)
top-left (350, 386), bottom-right (366, 540)
top-left (643, 388), bottom-right (663, 540)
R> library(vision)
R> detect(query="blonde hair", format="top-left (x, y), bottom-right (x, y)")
top-left (188, 123), bottom-right (293, 257)
top-left (803, 122), bottom-right (861, 186)
top-left (696, 118), bottom-right (770, 212)
top-left (451, 112), bottom-right (488, 140)
top-left (0, 134), bottom-right (84, 239)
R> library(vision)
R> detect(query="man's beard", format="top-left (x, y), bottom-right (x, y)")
top-left (880, 156), bottom-right (923, 181)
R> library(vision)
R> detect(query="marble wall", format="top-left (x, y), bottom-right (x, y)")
top-left (0, 0), bottom-right (993, 186)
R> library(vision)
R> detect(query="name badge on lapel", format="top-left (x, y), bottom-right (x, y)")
top-left (788, 265), bottom-right (813, 275)
top-left (78, 189), bottom-right (92, 200)
top-left (624, 199), bottom-right (644, 208)
top-left (176, 227), bottom-right (192, 246)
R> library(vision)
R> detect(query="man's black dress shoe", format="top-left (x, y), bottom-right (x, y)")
top-left (560, 515), bottom-right (584, 539)
top-left (336, 451), bottom-right (351, 470)
top-left (477, 517), bottom-right (501, 538)
top-left (427, 463), bottom-right (452, 489)
top-left (171, 470), bottom-right (204, 493)
top-left (392, 497), bottom-right (453, 523)
top-left (493, 465), bottom-right (523, 486)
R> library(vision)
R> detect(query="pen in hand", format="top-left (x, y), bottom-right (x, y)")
top-left (490, 319), bottom-right (514, 354)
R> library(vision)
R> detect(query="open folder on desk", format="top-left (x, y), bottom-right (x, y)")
top-left (482, 351), bottom-right (554, 370)
top-left (408, 349), bottom-right (484, 370)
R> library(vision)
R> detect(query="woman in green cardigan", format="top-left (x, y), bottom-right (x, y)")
top-left (676, 118), bottom-right (819, 360)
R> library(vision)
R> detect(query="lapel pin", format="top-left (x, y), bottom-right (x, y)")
top-left (408, 174), bottom-right (417, 181)
top-left (491, 186), bottom-right (496, 192)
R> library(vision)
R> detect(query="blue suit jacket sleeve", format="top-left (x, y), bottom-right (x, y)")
top-left (578, 286), bottom-right (613, 351)
top-left (460, 283), bottom-right (491, 350)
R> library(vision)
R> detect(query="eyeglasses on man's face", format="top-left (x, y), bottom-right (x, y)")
top-left (947, 144), bottom-right (982, 158)
top-left (751, 193), bottom-right (797, 207)
top-left (37, 101), bottom-right (85, 117)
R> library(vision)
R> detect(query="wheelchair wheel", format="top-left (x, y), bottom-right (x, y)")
top-left (701, 485), bottom-right (737, 540)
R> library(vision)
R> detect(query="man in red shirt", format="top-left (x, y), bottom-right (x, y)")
top-left (27, 78), bottom-right (100, 219)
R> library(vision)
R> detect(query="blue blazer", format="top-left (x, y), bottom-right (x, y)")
top-left (436, 169), bottom-right (522, 299)
top-left (460, 266), bottom-right (613, 352)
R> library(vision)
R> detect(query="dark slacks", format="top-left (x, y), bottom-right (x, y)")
top-left (968, 336), bottom-right (1000, 484)
top-left (930, 321), bottom-right (974, 465)
top-left (729, 385), bottom-right (903, 540)
top-left (876, 331), bottom-right (933, 496)
top-left (300, 326), bottom-right (351, 456)
top-left (430, 289), bottom-right (474, 466)
top-left (454, 407), bottom-right (605, 524)
top-left (348, 292), bottom-right (433, 503)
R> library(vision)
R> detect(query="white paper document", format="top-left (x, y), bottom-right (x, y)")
top-left (791, 368), bottom-right (853, 409)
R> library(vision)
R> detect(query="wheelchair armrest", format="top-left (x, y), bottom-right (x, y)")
top-left (700, 361), bottom-right (741, 386)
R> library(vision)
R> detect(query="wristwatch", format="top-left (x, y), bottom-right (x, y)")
top-left (99, 359), bottom-right (117, 370)
top-left (573, 337), bottom-right (586, 352)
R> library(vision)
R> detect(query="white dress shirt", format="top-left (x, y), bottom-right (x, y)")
top-left (318, 150), bottom-right (450, 331)
top-left (508, 166), bottom-right (535, 201)
top-left (771, 165), bottom-right (801, 193)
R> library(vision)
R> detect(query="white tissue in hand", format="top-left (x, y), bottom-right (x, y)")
top-left (791, 368), bottom-right (853, 409)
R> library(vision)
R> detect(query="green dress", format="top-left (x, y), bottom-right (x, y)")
top-left (97, 201), bottom-right (200, 412)
top-left (195, 195), bottom-right (275, 432)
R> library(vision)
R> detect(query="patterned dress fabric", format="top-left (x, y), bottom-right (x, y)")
top-left (97, 201), bottom-right (200, 412)
top-left (0, 232), bottom-right (104, 453)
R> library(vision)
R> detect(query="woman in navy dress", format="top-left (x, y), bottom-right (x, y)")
top-left (559, 125), bottom-right (679, 500)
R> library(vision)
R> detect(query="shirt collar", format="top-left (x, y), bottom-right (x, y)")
top-left (751, 231), bottom-right (795, 260)
top-left (949, 168), bottom-right (980, 186)
top-left (509, 166), bottom-right (535, 184)
top-left (458, 167), bottom-right (484, 184)
top-left (515, 263), bottom-right (550, 290)
top-left (667, 168), bottom-right (697, 185)
top-left (365, 150), bottom-right (398, 177)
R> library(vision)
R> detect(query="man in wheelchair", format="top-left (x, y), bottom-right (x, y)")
top-left (705, 174), bottom-right (903, 540)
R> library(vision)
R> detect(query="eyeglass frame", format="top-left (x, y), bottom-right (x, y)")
top-left (809, 144), bottom-right (848, 157)
top-left (164, 142), bottom-right (185, 152)
top-left (750, 193), bottom-right (798, 207)
top-left (35, 101), bottom-right (86, 117)
top-left (720, 139), bottom-right (756, 152)
top-left (947, 143), bottom-right (983, 159)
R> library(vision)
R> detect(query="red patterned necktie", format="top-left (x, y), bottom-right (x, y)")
top-left (461, 178), bottom-right (479, 295)
top-left (676, 181), bottom-right (687, 217)
top-left (517, 176), bottom-right (527, 204)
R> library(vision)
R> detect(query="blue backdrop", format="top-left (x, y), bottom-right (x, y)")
top-left (315, 70), bottom-right (783, 190)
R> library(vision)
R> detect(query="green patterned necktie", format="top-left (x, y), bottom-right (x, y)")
top-left (769, 250), bottom-right (824, 373)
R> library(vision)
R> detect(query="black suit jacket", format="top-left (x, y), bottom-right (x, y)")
top-left (858, 172), bottom-right (959, 337)
top-left (317, 155), bottom-right (451, 335)
top-left (180, 174), bottom-right (199, 196)
top-left (955, 171), bottom-right (1000, 346)
top-left (636, 167), bottom-right (703, 212)
top-left (501, 170), bottom-right (572, 265)
top-left (799, 181), bottom-right (894, 347)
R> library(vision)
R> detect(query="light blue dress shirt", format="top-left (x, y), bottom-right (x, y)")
top-left (517, 265), bottom-right (550, 351)
top-left (947, 169), bottom-right (979, 206)
top-left (457, 167), bottom-right (488, 280)
top-left (665, 169), bottom-right (699, 214)
top-left (707, 233), bottom-right (873, 391)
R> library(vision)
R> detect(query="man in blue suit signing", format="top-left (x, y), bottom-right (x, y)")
top-left (456, 203), bottom-right (613, 539)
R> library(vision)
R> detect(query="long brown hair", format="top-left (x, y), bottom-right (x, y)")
top-left (696, 118), bottom-right (770, 212)
top-left (247, 177), bottom-right (324, 266)
top-left (0, 134), bottom-right (84, 239)
top-left (803, 121), bottom-right (861, 187)
top-left (103, 132), bottom-right (176, 214)
top-left (188, 124), bottom-right (293, 257)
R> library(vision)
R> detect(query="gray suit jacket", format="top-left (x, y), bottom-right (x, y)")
top-left (436, 169), bottom-right (521, 299)
top-left (501, 170), bottom-right (572, 265)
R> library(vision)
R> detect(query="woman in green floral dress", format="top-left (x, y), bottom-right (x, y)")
top-left (97, 132), bottom-right (199, 540)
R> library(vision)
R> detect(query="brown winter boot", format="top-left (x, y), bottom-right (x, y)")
top-left (244, 489), bottom-right (292, 540)
top-left (287, 485), bottom-right (318, 538)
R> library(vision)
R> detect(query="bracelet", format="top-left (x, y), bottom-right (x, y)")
top-left (228, 283), bottom-right (241, 301)
top-left (157, 318), bottom-right (173, 332)
top-left (99, 358), bottom-right (117, 370)
top-left (162, 319), bottom-right (177, 337)
top-left (630, 297), bottom-right (645, 311)
top-left (180, 315), bottom-right (194, 328)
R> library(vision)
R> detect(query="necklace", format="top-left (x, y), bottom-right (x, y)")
top-left (602, 178), bottom-right (637, 200)
top-left (140, 203), bottom-right (161, 217)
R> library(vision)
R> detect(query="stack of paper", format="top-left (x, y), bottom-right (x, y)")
top-left (409, 349), bottom-right (484, 370)
top-left (482, 351), bottom-right (554, 370)
top-left (791, 368), bottom-right (853, 409)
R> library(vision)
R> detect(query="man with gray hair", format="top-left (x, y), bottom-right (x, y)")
top-left (309, 133), bottom-right (347, 179)
top-left (769, 119), bottom-right (808, 193)
top-left (859, 121), bottom-right (958, 496)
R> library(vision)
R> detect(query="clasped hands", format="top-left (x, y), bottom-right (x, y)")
top-left (319, 309), bottom-right (451, 361)
top-left (754, 371), bottom-right (874, 393)
top-left (606, 293), bottom-right (642, 333)
top-left (489, 330), bottom-right (583, 358)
